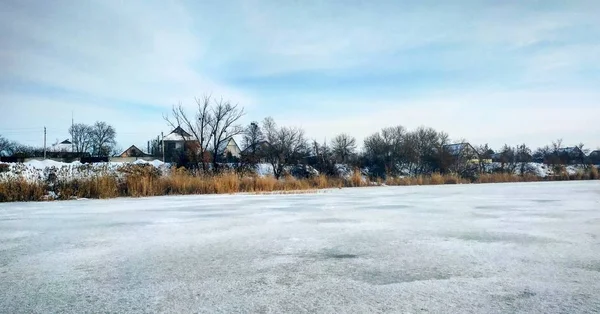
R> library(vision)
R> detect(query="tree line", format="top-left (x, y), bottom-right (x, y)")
top-left (159, 96), bottom-right (599, 179)
top-left (0, 121), bottom-right (117, 158)
top-left (2, 95), bottom-right (598, 179)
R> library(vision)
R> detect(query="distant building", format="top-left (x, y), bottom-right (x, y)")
top-left (216, 138), bottom-right (241, 160)
top-left (48, 139), bottom-right (73, 152)
top-left (240, 140), bottom-right (271, 163)
top-left (161, 126), bottom-right (199, 162)
top-left (588, 150), bottom-right (600, 164)
top-left (441, 143), bottom-right (479, 175)
top-left (443, 143), bottom-right (478, 160)
top-left (119, 145), bottom-right (150, 158)
top-left (556, 147), bottom-right (586, 164)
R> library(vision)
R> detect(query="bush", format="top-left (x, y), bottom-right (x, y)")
top-left (590, 166), bottom-right (599, 180)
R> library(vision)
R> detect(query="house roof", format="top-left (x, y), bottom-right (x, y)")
top-left (216, 138), bottom-right (240, 154)
top-left (589, 150), bottom-right (600, 157)
top-left (49, 139), bottom-right (73, 152)
top-left (241, 140), bottom-right (270, 153)
top-left (119, 145), bottom-right (148, 156)
top-left (163, 126), bottom-right (194, 141)
top-left (556, 147), bottom-right (584, 155)
top-left (443, 143), bottom-right (474, 156)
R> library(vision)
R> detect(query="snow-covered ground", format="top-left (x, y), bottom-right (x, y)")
top-left (484, 162), bottom-right (589, 177)
top-left (1, 181), bottom-right (599, 313)
top-left (2, 159), bottom-right (593, 184)
top-left (0, 159), bottom-right (170, 182)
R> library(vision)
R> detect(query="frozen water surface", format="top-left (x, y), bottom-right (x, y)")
top-left (1, 181), bottom-right (600, 313)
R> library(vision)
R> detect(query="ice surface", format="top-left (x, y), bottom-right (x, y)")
top-left (1, 181), bottom-right (599, 313)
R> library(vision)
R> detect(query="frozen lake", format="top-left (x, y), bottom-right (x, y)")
top-left (1, 181), bottom-right (600, 313)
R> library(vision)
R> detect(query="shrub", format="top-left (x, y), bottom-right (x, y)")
top-left (0, 163), bottom-right (9, 173)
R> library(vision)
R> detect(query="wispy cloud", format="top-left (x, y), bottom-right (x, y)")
top-left (1, 0), bottom-right (599, 149)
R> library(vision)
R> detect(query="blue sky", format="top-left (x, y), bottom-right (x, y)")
top-left (1, 0), bottom-right (599, 151)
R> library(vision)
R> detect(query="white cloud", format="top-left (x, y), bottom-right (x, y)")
top-left (0, 0), bottom-right (254, 108)
top-left (276, 89), bottom-right (600, 150)
top-left (1, 0), bottom-right (599, 151)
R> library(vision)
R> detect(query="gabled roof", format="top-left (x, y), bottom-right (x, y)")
top-left (119, 145), bottom-right (148, 157)
top-left (49, 139), bottom-right (73, 152)
top-left (241, 140), bottom-right (270, 153)
top-left (216, 138), bottom-right (240, 154)
top-left (443, 143), bottom-right (475, 156)
top-left (163, 126), bottom-right (194, 141)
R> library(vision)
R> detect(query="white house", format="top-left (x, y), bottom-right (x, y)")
top-left (217, 138), bottom-right (241, 159)
top-left (49, 139), bottom-right (73, 152)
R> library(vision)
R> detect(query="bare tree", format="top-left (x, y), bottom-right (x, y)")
top-left (310, 139), bottom-right (336, 176)
top-left (475, 143), bottom-right (494, 173)
top-left (498, 144), bottom-right (517, 173)
top-left (576, 142), bottom-right (590, 164)
top-left (90, 121), bottom-right (116, 157)
top-left (411, 126), bottom-right (441, 175)
top-left (262, 117), bottom-right (307, 179)
top-left (164, 95), bottom-right (245, 172)
top-left (239, 122), bottom-right (265, 172)
top-left (0, 135), bottom-right (13, 156)
top-left (69, 123), bottom-right (93, 154)
top-left (552, 138), bottom-right (563, 152)
top-left (209, 98), bottom-right (245, 171)
top-left (363, 131), bottom-right (388, 177)
top-left (331, 133), bottom-right (356, 163)
top-left (516, 144), bottom-right (532, 175)
top-left (164, 96), bottom-right (214, 171)
top-left (242, 122), bottom-right (264, 153)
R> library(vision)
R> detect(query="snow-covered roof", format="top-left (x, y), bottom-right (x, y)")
top-left (556, 147), bottom-right (583, 155)
top-left (48, 139), bottom-right (73, 152)
top-left (163, 126), bottom-right (194, 142)
top-left (589, 150), bottom-right (600, 157)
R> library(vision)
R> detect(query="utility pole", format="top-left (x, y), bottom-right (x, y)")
top-left (161, 132), bottom-right (165, 162)
top-left (71, 111), bottom-right (74, 152)
top-left (43, 127), bottom-right (47, 159)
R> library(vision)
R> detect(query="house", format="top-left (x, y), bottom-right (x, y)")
top-left (441, 143), bottom-right (480, 175)
top-left (240, 140), bottom-right (271, 163)
top-left (588, 150), bottom-right (600, 164)
top-left (555, 147), bottom-right (586, 164)
top-left (241, 140), bottom-right (270, 154)
top-left (48, 139), bottom-right (73, 152)
top-left (442, 143), bottom-right (478, 161)
top-left (119, 145), bottom-right (150, 158)
top-left (216, 138), bottom-right (241, 160)
top-left (161, 126), bottom-right (199, 162)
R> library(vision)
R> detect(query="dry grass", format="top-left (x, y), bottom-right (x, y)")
top-left (1, 164), bottom-right (598, 202)
top-left (590, 166), bottom-right (599, 180)
top-left (384, 173), bottom-right (469, 186)
top-left (476, 173), bottom-right (540, 184)
top-left (0, 178), bottom-right (46, 202)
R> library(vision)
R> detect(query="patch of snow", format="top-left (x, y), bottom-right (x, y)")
top-left (0, 160), bottom-right (171, 183)
top-left (255, 163), bottom-right (274, 177)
